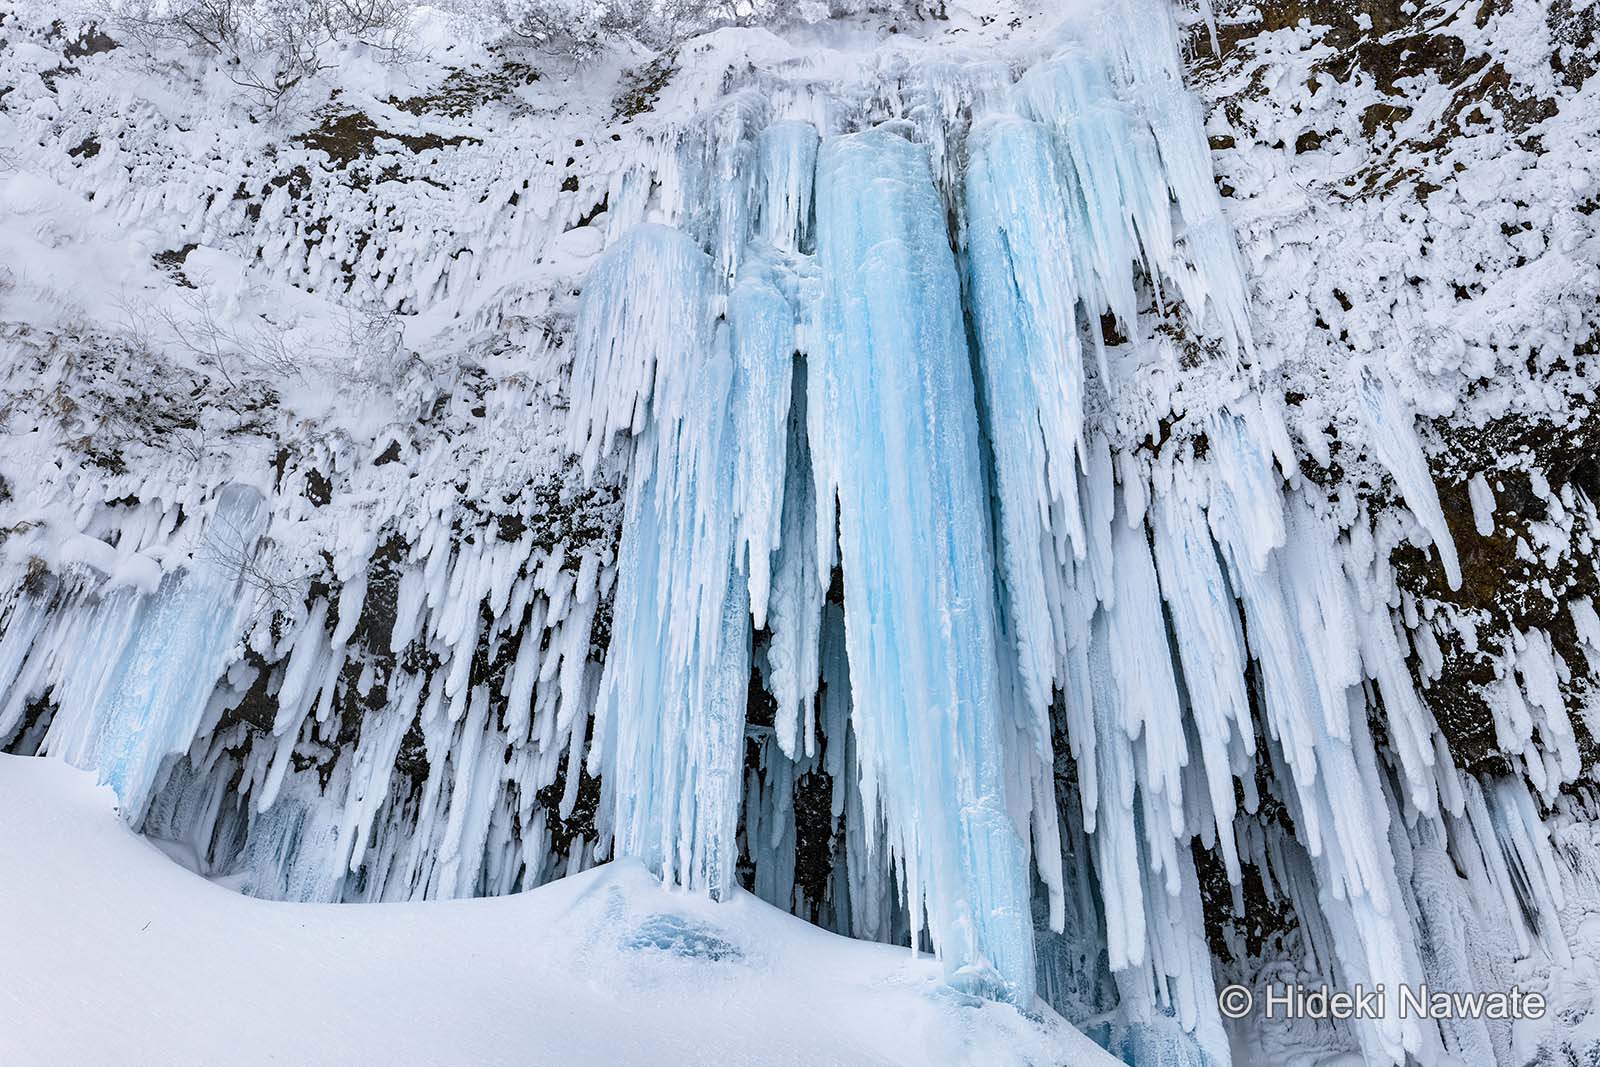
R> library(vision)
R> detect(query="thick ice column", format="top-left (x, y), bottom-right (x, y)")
top-left (730, 251), bottom-right (796, 630)
top-left (573, 224), bottom-right (788, 899)
top-left (44, 484), bottom-right (267, 819)
top-left (566, 225), bottom-right (726, 481)
top-left (811, 126), bottom-right (1036, 998)
top-left (589, 343), bottom-right (753, 897)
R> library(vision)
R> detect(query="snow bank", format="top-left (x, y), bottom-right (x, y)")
top-left (0, 754), bottom-right (1111, 1067)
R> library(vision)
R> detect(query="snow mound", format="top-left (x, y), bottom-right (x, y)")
top-left (0, 753), bottom-right (1111, 1067)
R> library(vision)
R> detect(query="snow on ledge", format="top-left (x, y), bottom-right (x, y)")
top-left (0, 754), bottom-right (1110, 1067)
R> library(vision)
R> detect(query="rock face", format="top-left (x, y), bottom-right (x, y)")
top-left (1199, 0), bottom-right (1600, 770)
top-left (1191, 2), bottom-right (1600, 1062)
top-left (0, 0), bottom-right (1597, 1063)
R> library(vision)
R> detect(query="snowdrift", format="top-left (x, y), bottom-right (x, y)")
top-left (0, 754), bottom-right (1110, 1066)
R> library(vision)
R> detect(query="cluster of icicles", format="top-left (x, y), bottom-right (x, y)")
top-left (0, 3), bottom-right (1587, 1065)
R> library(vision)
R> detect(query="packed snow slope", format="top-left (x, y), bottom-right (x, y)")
top-left (0, 755), bottom-right (1108, 1067)
top-left (1, 0), bottom-right (1600, 1065)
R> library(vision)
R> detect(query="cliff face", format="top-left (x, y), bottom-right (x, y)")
top-left (1, 0), bottom-right (1599, 1062)
top-left (1198, 0), bottom-right (1600, 767)
top-left (1192, 3), bottom-right (1600, 1061)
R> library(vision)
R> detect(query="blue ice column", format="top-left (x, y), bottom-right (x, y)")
top-left (811, 126), bottom-right (1036, 999)
top-left (578, 226), bottom-right (741, 898)
top-left (45, 484), bottom-right (267, 820)
top-left (574, 224), bottom-right (793, 899)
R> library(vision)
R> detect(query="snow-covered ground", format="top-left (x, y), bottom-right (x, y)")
top-left (0, 753), bottom-right (1110, 1066)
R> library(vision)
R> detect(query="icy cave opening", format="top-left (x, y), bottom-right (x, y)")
top-left (0, 2), bottom-right (1583, 1066)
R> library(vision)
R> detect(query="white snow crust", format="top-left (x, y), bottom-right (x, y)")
top-left (0, 754), bottom-right (1113, 1067)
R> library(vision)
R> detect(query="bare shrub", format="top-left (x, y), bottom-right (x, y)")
top-left (172, 425), bottom-right (214, 470)
top-left (120, 286), bottom-right (303, 388)
top-left (450, 0), bottom-right (945, 57)
top-left (111, 0), bottom-right (412, 107)
top-left (331, 298), bottom-right (431, 388)
top-left (448, 0), bottom-right (653, 56)
top-left (201, 522), bottom-right (312, 622)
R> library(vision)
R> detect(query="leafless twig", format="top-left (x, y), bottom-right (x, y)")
top-left (111, 0), bottom-right (413, 108)
top-left (152, 287), bottom-right (304, 386)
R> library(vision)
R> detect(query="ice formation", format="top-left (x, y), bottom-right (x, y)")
top-left (0, 0), bottom-right (1591, 1064)
top-left (1, 485), bottom-right (268, 817)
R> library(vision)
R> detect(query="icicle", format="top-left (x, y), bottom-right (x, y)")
top-left (1149, 482), bottom-right (1250, 881)
top-left (1468, 472), bottom-right (1497, 535)
top-left (765, 365), bottom-right (826, 759)
top-left (1356, 365), bottom-right (1461, 590)
top-left (964, 113), bottom-right (1088, 746)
